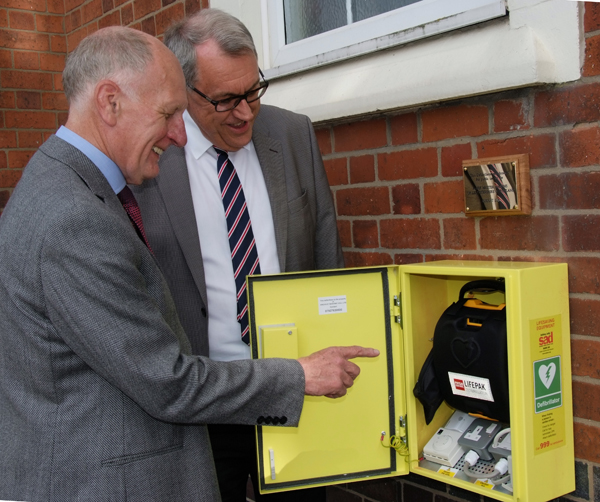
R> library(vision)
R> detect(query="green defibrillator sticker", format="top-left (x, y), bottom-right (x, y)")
top-left (534, 356), bottom-right (562, 413)
top-left (530, 315), bottom-right (566, 455)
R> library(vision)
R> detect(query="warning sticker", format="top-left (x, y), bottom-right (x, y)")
top-left (437, 467), bottom-right (458, 477)
top-left (448, 372), bottom-right (495, 402)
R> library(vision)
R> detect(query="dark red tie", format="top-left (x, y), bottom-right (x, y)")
top-left (117, 186), bottom-right (153, 253)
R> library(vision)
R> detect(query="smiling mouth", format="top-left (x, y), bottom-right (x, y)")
top-left (229, 120), bottom-right (247, 129)
top-left (152, 146), bottom-right (164, 156)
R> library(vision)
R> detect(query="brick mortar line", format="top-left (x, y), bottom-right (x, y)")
top-left (331, 178), bottom-right (457, 188)
top-left (336, 214), bottom-right (600, 222)
top-left (570, 293), bottom-right (600, 300)
top-left (323, 136), bottom-right (556, 159)
top-left (574, 416), bottom-right (600, 428)
top-left (343, 247), bottom-right (574, 255)
top-left (572, 375), bottom-right (600, 384)
top-left (533, 209), bottom-right (600, 214)
top-left (333, 203), bottom-right (600, 214)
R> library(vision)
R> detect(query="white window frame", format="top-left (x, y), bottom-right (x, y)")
top-left (212, 0), bottom-right (583, 123)
top-left (264, 0), bottom-right (507, 79)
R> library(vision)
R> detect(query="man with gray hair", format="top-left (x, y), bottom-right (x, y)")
top-left (134, 8), bottom-right (344, 501)
top-left (0, 26), bottom-right (377, 502)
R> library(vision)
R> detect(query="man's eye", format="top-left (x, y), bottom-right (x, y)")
top-left (219, 97), bottom-right (236, 107)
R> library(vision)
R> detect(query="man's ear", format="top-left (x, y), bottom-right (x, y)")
top-left (95, 79), bottom-right (121, 127)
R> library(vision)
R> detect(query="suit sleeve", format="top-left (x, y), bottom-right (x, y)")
top-left (40, 195), bottom-right (305, 426)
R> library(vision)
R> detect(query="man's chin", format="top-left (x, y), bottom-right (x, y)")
top-left (221, 133), bottom-right (253, 152)
top-left (146, 162), bottom-right (161, 181)
top-left (129, 162), bottom-right (161, 185)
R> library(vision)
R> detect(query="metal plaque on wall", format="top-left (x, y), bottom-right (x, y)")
top-left (463, 154), bottom-right (531, 217)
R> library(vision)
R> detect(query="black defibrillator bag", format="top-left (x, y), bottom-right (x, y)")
top-left (432, 279), bottom-right (509, 423)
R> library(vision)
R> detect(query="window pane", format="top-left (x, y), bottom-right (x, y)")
top-left (353, 0), bottom-right (421, 23)
top-left (284, 0), bottom-right (423, 44)
top-left (269, 0), bottom-right (508, 78)
top-left (283, 0), bottom-right (347, 44)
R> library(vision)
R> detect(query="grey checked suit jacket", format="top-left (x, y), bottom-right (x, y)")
top-left (0, 135), bottom-right (305, 502)
top-left (134, 105), bottom-right (344, 356)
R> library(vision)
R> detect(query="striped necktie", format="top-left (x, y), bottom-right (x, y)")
top-left (117, 186), bottom-right (153, 253)
top-left (214, 147), bottom-right (261, 345)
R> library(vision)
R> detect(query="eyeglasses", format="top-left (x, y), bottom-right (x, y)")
top-left (188, 69), bottom-right (269, 112)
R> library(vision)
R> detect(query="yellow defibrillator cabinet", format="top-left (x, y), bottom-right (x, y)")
top-left (247, 261), bottom-right (574, 502)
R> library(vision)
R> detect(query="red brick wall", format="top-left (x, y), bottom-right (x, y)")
top-left (1, 0), bottom-right (65, 208)
top-left (0, 0), bottom-right (205, 212)
top-left (2, 0), bottom-right (600, 500)
top-left (313, 3), bottom-right (600, 500)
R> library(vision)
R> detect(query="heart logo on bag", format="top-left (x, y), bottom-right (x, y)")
top-left (450, 337), bottom-right (481, 369)
top-left (538, 363), bottom-right (556, 389)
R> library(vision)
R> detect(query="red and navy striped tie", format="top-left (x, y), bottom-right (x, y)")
top-left (215, 147), bottom-right (261, 345)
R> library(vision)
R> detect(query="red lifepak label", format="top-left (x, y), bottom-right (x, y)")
top-left (448, 372), bottom-right (495, 402)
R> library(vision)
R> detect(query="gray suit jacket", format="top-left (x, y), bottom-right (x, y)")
top-left (0, 135), bottom-right (305, 502)
top-left (134, 105), bottom-right (344, 356)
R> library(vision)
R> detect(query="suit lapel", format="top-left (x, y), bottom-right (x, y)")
top-left (43, 136), bottom-right (127, 220)
top-left (252, 124), bottom-right (288, 272)
top-left (156, 147), bottom-right (208, 306)
top-left (153, 108), bottom-right (289, 301)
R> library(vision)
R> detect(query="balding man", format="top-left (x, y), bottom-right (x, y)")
top-left (0, 27), bottom-right (378, 502)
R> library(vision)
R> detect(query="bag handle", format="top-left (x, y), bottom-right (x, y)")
top-left (459, 279), bottom-right (505, 300)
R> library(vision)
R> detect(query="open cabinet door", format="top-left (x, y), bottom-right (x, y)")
top-left (247, 267), bottom-right (408, 494)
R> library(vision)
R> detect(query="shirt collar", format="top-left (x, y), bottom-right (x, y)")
top-left (182, 110), bottom-right (253, 161)
top-left (55, 126), bottom-right (126, 194)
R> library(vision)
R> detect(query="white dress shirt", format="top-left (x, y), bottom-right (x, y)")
top-left (183, 111), bottom-right (280, 361)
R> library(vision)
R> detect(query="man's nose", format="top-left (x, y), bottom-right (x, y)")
top-left (231, 98), bottom-right (255, 121)
top-left (169, 115), bottom-right (187, 147)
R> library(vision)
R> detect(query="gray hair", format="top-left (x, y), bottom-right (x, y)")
top-left (164, 8), bottom-right (257, 88)
top-left (62, 27), bottom-right (154, 104)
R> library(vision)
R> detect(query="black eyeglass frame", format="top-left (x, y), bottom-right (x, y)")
top-left (188, 69), bottom-right (269, 112)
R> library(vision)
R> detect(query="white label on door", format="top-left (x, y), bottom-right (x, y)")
top-left (318, 295), bottom-right (347, 315)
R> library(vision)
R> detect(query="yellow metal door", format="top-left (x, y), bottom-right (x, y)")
top-left (248, 266), bottom-right (409, 494)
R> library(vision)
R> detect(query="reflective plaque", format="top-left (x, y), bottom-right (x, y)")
top-left (463, 154), bottom-right (531, 217)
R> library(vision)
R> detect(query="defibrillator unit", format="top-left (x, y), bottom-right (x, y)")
top-left (432, 279), bottom-right (509, 423)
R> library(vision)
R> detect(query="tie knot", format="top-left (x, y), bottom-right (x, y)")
top-left (117, 185), bottom-right (136, 207)
top-left (213, 146), bottom-right (227, 158)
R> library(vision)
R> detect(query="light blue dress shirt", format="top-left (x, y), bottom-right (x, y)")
top-left (55, 126), bottom-right (126, 194)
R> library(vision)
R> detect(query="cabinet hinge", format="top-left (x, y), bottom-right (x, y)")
top-left (399, 415), bottom-right (407, 446)
top-left (393, 294), bottom-right (402, 328)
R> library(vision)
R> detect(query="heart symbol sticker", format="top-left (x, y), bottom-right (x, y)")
top-left (539, 363), bottom-right (556, 389)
